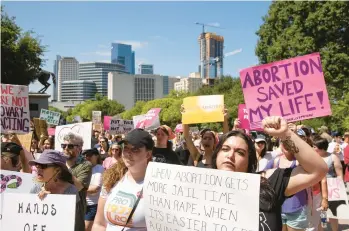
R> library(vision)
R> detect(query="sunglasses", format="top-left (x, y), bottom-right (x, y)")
top-left (35, 164), bottom-right (55, 169)
top-left (61, 144), bottom-right (78, 149)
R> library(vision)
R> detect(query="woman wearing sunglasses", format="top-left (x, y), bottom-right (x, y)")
top-left (29, 149), bottom-right (85, 231)
top-left (103, 144), bottom-right (122, 170)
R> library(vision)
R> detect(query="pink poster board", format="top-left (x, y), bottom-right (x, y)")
top-left (238, 104), bottom-right (250, 130)
top-left (103, 116), bottom-right (112, 131)
top-left (239, 52), bottom-right (331, 129)
top-left (134, 108), bottom-right (161, 129)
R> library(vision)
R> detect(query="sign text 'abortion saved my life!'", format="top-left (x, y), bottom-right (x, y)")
top-left (239, 53), bottom-right (331, 128)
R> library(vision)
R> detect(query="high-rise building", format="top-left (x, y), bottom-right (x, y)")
top-left (79, 62), bottom-right (126, 97)
top-left (198, 32), bottom-right (224, 85)
top-left (111, 43), bottom-right (135, 74)
top-left (174, 77), bottom-right (202, 93)
top-left (57, 57), bottom-right (79, 101)
top-left (168, 77), bottom-right (181, 93)
top-left (108, 73), bottom-right (165, 109)
top-left (138, 64), bottom-right (154, 75)
top-left (61, 80), bottom-right (97, 101)
top-left (52, 55), bottom-right (61, 101)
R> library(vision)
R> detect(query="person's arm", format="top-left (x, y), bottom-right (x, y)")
top-left (92, 196), bottom-right (107, 231)
top-left (320, 177), bottom-right (329, 211)
top-left (262, 116), bottom-right (328, 197)
top-left (73, 162), bottom-right (92, 191)
top-left (182, 124), bottom-right (200, 162)
top-left (332, 154), bottom-right (344, 179)
top-left (344, 146), bottom-right (349, 165)
top-left (222, 106), bottom-right (229, 134)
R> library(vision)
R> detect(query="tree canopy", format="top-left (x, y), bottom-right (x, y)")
top-left (1, 7), bottom-right (46, 85)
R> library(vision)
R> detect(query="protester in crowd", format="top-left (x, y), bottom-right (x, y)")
top-left (62, 132), bottom-right (93, 215)
top-left (343, 132), bottom-right (349, 145)
top-left (112, 134), bottom-right (123, 144)
top-left (174, 137), bottom-right (191, 165)
top-left (29, 150), bottom-right (85, 231)
top-left (327, 132), bottom-right (346, 175)
top-left (152, 125), bottom-right (182, 165)
top-left (31, 138), bottom-right (40, 154)
top-left (83, 148), bottom-right (105, 231)
top-left (103, 143), bottom-right (122, 169)
top-left (313, 136), bottom-right (344, 231)
top-left (318, 126), bottom-right (332, 143)
top-left (212, 116), bottom-right (328, 231)
top-left (92, 128), bottom-right (153, 231)
top-left (39, 136), bottom-right (54, 152)
top-left (98, 137), bottom-right (110, 161)
top-left (1, 142), bottom-right (27, 172)
top-left (255, 134), bottom-right (276, 171)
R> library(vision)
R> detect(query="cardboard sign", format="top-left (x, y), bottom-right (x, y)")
top-left (144, 162), bottom-right (260, 231)
top-left (92, 111), bottom-right (102, 123)
top-left (0, 170), bottom-right (35, 220)
top-left (0, 84), bottom-right (30, 133)
top-left (327, 177), bottom-right (348, 202)
top-left (17, 132), bottom-right (33, 151)
top-left (240, 53), bottom-right (331, 129)
top-left (2, 193), bottom-right (76, 231)
top-left (133, 108), bottom-right (161, 130)
top-left (55, 122), bottom-right (92, 151)
top-left (109, 119), bottom-right (134, 134)
top-left (182, 95), bottom-right (224, 124)
top-left (40, 109), bottom-right (61, 125)
top-left (33, 118), bottom-right (48, 140)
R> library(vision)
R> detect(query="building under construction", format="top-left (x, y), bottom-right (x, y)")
top-left (198, 32), bottom-right (224, 86)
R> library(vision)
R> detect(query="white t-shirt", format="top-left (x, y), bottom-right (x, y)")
top-left (86, 164), bottom-right (104, 206)
top-left (327, 141), bottom-right (347, 161)
top-left (104, 173), bottom-right (145, 231)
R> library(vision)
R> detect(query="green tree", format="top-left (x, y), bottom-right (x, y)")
top-left (1, 7), bottom-right (46, 85)
top-left (255, 1), bottom-right (349, 100)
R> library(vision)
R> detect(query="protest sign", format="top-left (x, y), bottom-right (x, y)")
top-left (103, 116), bottom-right (112, 131)
top-left (144, 162), bottom-right (260, 231)
top-left (92, 111), bottom-right (102, 123)
top-left (109, 119), bottom-right (134, 134)
top-left (238, 104), bottom-right (250, 131)
top-left (327, 177), bottom-right (348, 202)
top-left (182, 95), bottom-right (224, 124)
top-left (0, 84), bottom-right (30, 133)
top-left (2, 193), bottom-right (76, 231)
top-left (40, 109), bottom-right (60, 125)
top-left (175, 124), bottom-right (183, 133)
top-left (0, 170), bottom-right (35, 220)
top-left (239, 53), bottom-right (332, 129)
top-left (55, 122), bottom-right (92, 151)
top-left (133, 108), bottom-right (161, 130)
top-left (17, 132), bottom-right (33, 151)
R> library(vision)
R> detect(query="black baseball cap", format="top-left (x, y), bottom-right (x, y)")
top-left (1, 142), bottom-right (23, 157)
top-left (82, 148), bottom-right (100, 156)
top-left (119, 128), bottom-right (154, 150)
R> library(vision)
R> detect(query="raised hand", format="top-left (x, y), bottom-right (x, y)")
top-left (38, 186), bottom-right (51, 200)
top-left (223, 105), bottom-right (229, 119)
top-left (262, 116), bottom-right (289, 138)
top-left (180, 104), bottom-right (185, 114)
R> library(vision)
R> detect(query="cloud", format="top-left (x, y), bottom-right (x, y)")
top-left (136, 58), bottom-right (148, 65)
top-left (207, 22), bottom-right (221, 27)
top-left (224, 48), bottom-right (243, 57)
top-left (113, 40), bottom-right (148, 50)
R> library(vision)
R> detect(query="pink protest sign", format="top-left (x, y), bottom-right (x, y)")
top-left (175, 124), bottom-right (183, 133)
top-left (103, 116), bottom-right (112, 131)
top-left (239, 52), bottom-right (331, 129)
top-left (1, 84), bottom-right (30, 133)
top-left (134, 108), bottom-right (161, 129)
top-left (238, 104), bottom-right (250, 130)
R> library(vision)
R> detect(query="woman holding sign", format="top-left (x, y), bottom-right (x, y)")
top-left (212, 116), bottom-right (328, 231)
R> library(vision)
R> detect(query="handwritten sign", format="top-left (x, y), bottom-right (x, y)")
top-left (92, 111), bottom-right (102, 123)
top-left (327, 177), bottom-right (347, 201)
top-left (17, 132), bottom-right (33, 151)
top-left (40, 109), bottom-right (60, 125)
top-left (0, 84), bottom-right (30, 133)
top-left (239, 53), bottom-right (332, 129)
top-left (0, 170), bottom-right (35, 220)
top-left (133, 108), bottom-right (161, 130)
top-left (2, 193), bottom-right (76, 231)
top-left (238, 104), bottom-right (250, 131)
top-left (109, 119), bottom-right (134, 134)
top-left (182, 95), bottom-right (224, 124)
top-left (54, 122), bottom-right (92, 151)
top-left (144, 162), bottom-right (260, 231)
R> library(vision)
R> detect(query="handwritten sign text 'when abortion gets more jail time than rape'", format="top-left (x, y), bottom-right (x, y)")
top-left (1, 84), bottom-right (30, 133)
top-left (144, 162), bottom-right (261, 231)
top-left (239, 52), bottom-right (332, 129)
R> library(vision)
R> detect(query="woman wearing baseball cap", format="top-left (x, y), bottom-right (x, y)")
top-left (29, 149), bottom-right (85, 231)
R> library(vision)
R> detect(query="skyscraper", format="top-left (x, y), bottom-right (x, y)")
top-left (111, 43), bottom-right (135, 74)
top-left (57, 57), bottom-right (79, 101)
top-left (138, 64), bottom-right (154, 75)
top-left (198, 32), bottom-right (224, 85)
top-left (52, 55), bottom-right (61, 101)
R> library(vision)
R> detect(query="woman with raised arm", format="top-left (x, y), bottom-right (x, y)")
top-left (182, 105), bottom-right (229, 168)
top-left (212, 116), bottom-right (328, 231)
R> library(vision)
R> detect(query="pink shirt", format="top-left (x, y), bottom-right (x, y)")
top-left (103, 157), bottom-right (118, 169)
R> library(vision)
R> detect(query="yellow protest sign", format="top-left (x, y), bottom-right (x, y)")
top-left (182, 95), bottom-right (224, 124)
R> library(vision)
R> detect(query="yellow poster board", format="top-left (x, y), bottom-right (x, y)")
top-left (182, 95), bottom-right (224, 124)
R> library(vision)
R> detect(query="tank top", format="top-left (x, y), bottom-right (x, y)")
top-left (326, 154), bottom-right (336, 178)
top-left (276, 159), bottom-right (307, 214)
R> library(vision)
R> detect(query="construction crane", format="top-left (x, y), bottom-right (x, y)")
top-left (195, 22), bottom-right (223, 33)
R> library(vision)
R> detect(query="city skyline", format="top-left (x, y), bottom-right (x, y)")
top-left (3, 1), bottom-right (272, 96)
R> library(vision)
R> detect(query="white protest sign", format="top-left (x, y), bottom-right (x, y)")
top-left (39, 109), bottom-right (61, 125)
top-left (92, 111), bottom-right (102, 123)
top-left (144, 162), bottom-right (261, 231)
top-left (55, 122), bottom-right (92, 150)
top-left (109, 119), bottom-right (134, 134)
top-left (0, 170), bottom-right (35, 220)
top-left (2, 193), bottom-right (76, 231)
top-left (327, 177), bottom-right (347, 201)
top-left (0, 84), bottom-right (30, 133)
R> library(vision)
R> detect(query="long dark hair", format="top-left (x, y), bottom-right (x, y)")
top-left (212, 130), bottom-right (276, 211)
top-left (56, 165), bottom-right (74, 184)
